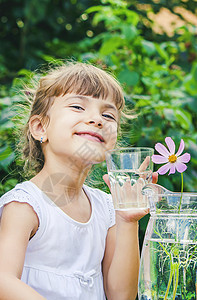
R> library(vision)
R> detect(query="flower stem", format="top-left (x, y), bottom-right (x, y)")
top-left (164, 261), bottom-right (174, 300)
top-left (172, 263), bottom-right (179, 300)
top-left (154, 229), bottom-right (170, 256)
top-left (178, 173), bottom-right (184, 213)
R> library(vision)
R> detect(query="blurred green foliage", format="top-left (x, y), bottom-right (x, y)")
top-left (0, 0), bottom-right (197, 251)
top-left (84, 0), bottom-right (197, 191)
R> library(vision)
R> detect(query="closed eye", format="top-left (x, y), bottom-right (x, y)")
top-left (70, 105), bottom-right (84, 110)
top-left (102, 113), bottom-right (116, 121)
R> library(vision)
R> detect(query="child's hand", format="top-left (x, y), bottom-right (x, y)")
top-left (103, 172), bottom-right (158, 223)
top-left (103, 172), bottom-right (158, 188)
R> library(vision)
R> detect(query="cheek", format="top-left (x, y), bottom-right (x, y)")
top-left (110, 135), bottom-right (117, 149)
top-left (46, 120), bottom-right (69, 145)
top-left (104, 124), bottom-right (117, 147)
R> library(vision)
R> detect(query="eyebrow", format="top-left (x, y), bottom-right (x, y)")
top-left (64, 94), bottom-right (118, 112)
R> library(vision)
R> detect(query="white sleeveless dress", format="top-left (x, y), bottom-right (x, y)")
top-left (0, 181), bottom-right (115, 300)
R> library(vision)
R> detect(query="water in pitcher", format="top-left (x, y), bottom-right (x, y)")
top-left (139, 238), bottom-right (197, 300)
top-left (139, 184), bottom-right (197, 300)
top-left (108, 169), bottom-right (152, 210)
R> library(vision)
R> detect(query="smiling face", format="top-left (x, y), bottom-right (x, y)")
top-left (25, 63), bottom-right (125, 173)
top-left (42, 93), bottom-right (118, 167)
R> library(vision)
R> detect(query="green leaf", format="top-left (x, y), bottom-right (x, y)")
top-left (99, 36), bottom-right (123, 55)
top-left (93, 12), bottom-right (119, 27)
top-left (85, 6), bottom-right (103, 14)
top-left (184, 64), bottom-right (197, 95)
top-left (163, 108), bottom-right (176, 121)
top-left (118, 69), bottom-right (139, 86)
top-left (124, 10), bottom-right (139, 26)
top-left (121, 24), bottom-right (138, 41)
top-left (155, 44), bottom-right (169, 61)
top-left (0, 146), bottom-right (15, 170)
top-left (142, 40), bottom-right (156, 56)
top-left (184, 78), bottom-right (197, 95)
top-left (40, 55), bottom-right (63, 64)
top-left (0, 145), bottom-right (13, 160)
top-left (0, 120), bottom-right (14, 130)
top-left (192, 63), bottom-right (197, 81)
top-left (141, 77), bottom-right (154, 88)
top-left (157, 176), bottom-right (174, 191)
top-left (185, 97), bottom-right (197, 113)
top-left (174, 109), bottom-right (192, 130)
top-left (101, 0), bottom-right (127, 7)
top-left (17, 69), bottom-right (34, 77)
top-left (0, 106), bottom-right (16, 124)
top-left (135, 98), bottom-right (151, 108)
top-left (0, 97), bottom-right (12, 106)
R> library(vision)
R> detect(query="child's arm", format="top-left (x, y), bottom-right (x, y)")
top-left (102, 212), bottom-right (144, 300)
top-left (0, 201), bottom-right (45, 300)
top-left (102, 173), bottom-right (158, 300)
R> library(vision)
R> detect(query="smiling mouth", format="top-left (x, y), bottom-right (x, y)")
top-left (75, 131), bottom-right (105, 143)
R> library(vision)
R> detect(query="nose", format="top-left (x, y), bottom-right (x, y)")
top-left (86, 112), bottom-right (103, 128)
top-left (88, 120), bottom-right (103, 128)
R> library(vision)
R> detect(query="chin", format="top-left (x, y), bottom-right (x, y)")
top-left (73, 141), bottom-right (106, 161)
top-left (82, 154), bottom-right (106, 166)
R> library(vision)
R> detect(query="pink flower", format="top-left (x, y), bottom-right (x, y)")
top-left (152, 137), bottom-right (191, 175)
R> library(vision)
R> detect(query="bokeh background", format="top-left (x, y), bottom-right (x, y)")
top-left (1, 0), bottom-right (197, 250)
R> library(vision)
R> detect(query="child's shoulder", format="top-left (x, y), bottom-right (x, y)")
top-left (0, 181), bottom-right (42, 220)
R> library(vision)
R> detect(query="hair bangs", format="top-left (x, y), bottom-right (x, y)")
top-left (48, 64), bottom-right (125, 111)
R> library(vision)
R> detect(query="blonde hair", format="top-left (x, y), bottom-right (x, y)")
top-left (20, 61), bottom-right (128, 174)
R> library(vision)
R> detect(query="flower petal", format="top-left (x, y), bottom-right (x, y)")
top-left (168, 164), bottom-right (176, 175)
top-left (176, 139), bottom-right (184, 157)
top-left (157, 163), bottom-right (171, 175)
top-left (152, 155), bottom-right (169, 164)
top-left (165, 137), bottom-right (175, 155)
top-left (155, 143), bottom-right (170, 157)
top-left (174, 161), bottom-right (187, 173)
top-left (177, 153), bottom-right (191, 163)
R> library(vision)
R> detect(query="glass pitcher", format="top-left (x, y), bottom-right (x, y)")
top-left (138, 183), bottom-right (197, 300)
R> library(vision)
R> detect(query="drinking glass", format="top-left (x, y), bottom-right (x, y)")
top-left (105, 147), bottom-right (154, 210)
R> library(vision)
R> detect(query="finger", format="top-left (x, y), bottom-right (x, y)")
top-left (152, 172), bottom-right (158, 184)
top-left (138, 156), bottom-right (150, 172)
top-left (103, 174), bottom-right (111, 190)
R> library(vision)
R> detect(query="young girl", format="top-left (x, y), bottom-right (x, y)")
top-left (0, 62), bottom-right (157, 300)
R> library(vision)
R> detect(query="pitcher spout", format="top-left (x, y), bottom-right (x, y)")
top-left (142, 183), bottom-right (171, 197)
top-left (142, 183), bottom-right (197, 214)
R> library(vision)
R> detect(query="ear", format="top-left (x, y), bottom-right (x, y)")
top-left (29, 115), bottom-right (48, 143)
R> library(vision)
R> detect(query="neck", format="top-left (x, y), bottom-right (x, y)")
top-left (30, 157), bottom-right (91, 206)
